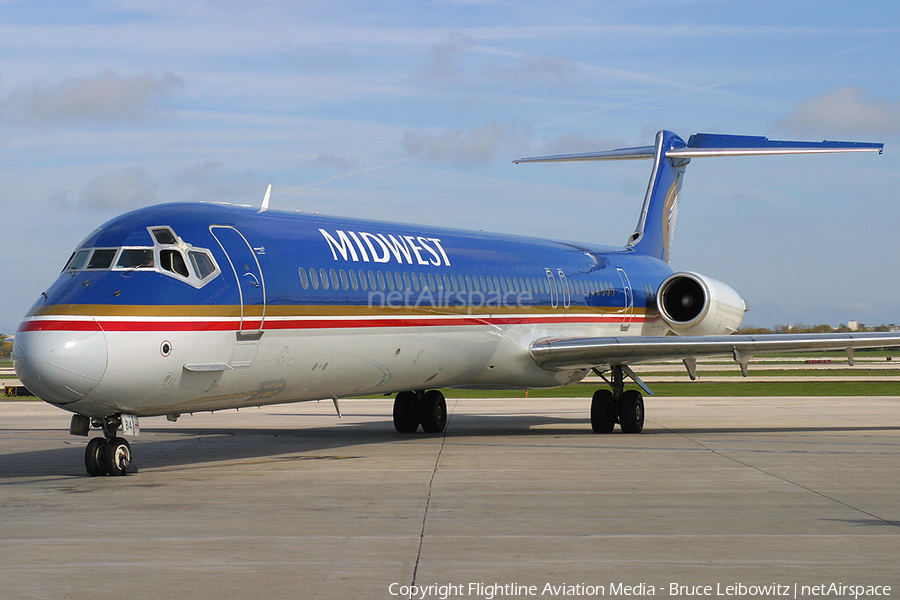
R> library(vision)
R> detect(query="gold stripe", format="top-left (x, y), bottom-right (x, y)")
top-left (29, 303), bottom-right (648, 319)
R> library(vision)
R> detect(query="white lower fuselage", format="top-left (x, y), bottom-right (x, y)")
top-left (17, 310), bottom-right (665, 418)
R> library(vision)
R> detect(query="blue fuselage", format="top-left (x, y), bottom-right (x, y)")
top-left (15, 202), bottom-right (673, 417)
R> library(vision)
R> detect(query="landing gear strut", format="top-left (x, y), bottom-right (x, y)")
top-left (392, 390), bottom-right (447, 434)
top-left (83, 415), bottom-right (134, 476)
top-left (590, 366), bottom-right (644, 434)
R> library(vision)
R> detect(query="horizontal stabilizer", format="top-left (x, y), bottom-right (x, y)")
top-left (514, 134), bottom-right (883, 163)
top-left (513, 146), bottom-right (655, 163)
top-left (670, 134), bottom-right (884, 158)
top-left (514, 130), bottom-right (884, 264)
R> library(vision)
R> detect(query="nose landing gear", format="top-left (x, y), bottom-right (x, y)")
top-left (80, 415), bottom-right (136, 476)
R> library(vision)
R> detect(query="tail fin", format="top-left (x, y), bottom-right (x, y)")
top-left (514, 131), bottom-right (883, 263)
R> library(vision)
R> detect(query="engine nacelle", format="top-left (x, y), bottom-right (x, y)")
top-left (657, 271), bottom-right (747, 336)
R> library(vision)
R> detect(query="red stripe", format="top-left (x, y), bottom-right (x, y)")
top-left (18, 320), bottom-right (232, 333)
top-left (18, 320), bottom-right (102, 332)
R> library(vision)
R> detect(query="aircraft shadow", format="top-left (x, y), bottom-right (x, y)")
top-left (0, 413), bottom-right (898, 478)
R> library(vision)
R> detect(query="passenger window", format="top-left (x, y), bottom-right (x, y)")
top-left (376, 270), bottom-right (385, 291)
top-left (116, 249), bottom-right (154, 269)
top-left (358, 270), bottom-right (367, 291)
top-left (309, 268), bottom-right (319, 290)
top-left (87, 249), bottom-right (117, 270)
top-left (189, 251), bottom-right (216, 280)
top-left (349, 269), bottom-right (358, 291)
top-left (299, 267), bottom-right (309, 290)
top-left (161, 250), bottom-right (189, 278)
top-left (339, 269), bottom-right (349, 291)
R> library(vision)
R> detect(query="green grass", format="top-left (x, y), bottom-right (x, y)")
top-left (8, 381), bottom-right (898, 403)
top-left (637, 369), bottom-right (900, 377)
top-left (5, 381), bottom-right (898, 403)
top-left (351, 380), bottom-right (899, 399)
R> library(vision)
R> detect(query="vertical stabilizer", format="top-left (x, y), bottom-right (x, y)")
top-left (625, 130), bottom-right (687, 262)
top-left (513, 131), bottom-right (882, 264)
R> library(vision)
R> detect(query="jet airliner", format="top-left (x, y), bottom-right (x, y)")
top-left (13, 130), bottom-right (899, 476)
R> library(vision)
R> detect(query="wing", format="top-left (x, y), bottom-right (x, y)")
top-left (531, 332), bottom-right (900, 377)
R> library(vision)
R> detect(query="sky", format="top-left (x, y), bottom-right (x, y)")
top-left (1, 0), bottom-right (899, 334)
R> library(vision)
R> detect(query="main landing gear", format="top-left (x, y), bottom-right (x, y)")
top-left (590, 366), bottom-right (644, 434)
top-left (393, 389), bottom-right (448, 433)
top-left (81, 415), bottom-right (134, 476)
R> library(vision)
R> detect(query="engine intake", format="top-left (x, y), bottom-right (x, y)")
top-left (657, 272), bottom-right (746, 336)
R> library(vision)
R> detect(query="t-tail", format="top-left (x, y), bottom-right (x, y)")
top-left (515, 131), bottom-right (883, 263)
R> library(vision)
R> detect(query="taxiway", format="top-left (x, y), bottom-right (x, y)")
top-left (1, 396), bottom-right (899, 599)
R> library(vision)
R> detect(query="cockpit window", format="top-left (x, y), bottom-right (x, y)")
top-left (189, 251), bottom-right (216, 280)
top-left (161, 249), bottom-right (189, 278)
top-left (65, 249), bottom-right (91, 271)
top-left (87, 249), bottom-right (117, 270)
top-left (62, 225), bottom-right (221, 289)
top-left (116, 249), bottom-right (154, 269)
top-left (151, 227), bottom-right (177, 245)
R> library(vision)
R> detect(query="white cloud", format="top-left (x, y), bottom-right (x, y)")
top-left (305, 153), bottom-right (362, 173)
top-left (1, 70), bottom-right (184, 125)
top-left (539, 133), bottom-right (628, 155)
top-left (78, 167), bottom-right (159, 209)
top-left (416, 34), bottom-right (576, 88)
top-left (403, 123), bottom-right (527, 166)
top-left (778, 87), bottom-right (900, 138)
top-left (174, 161), bottom-right (263, 203)
top-left (278, 44), bottom-right (356, 71)
top-left (416, 34), bottom-right (476, 82)
top-left (483, 55), bottom-right (576, 86)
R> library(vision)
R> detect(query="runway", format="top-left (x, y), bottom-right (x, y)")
top-left (1, 396), bottom-right (899, 599)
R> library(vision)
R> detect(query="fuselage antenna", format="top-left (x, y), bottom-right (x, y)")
top-left (258, 184), bottom-right (272, 213)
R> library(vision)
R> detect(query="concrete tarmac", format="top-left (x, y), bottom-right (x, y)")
top-left (1, 396), bottom-right (899, 600)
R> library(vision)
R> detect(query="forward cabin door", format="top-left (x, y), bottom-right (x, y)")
top-left (211, 226), bottom-right (266, 339)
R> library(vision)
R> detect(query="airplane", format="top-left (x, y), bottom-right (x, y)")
top-left (12, 129), bottom-right (900, 477)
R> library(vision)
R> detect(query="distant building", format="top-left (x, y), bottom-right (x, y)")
top-left (848, 320), bottom-right (859, 331)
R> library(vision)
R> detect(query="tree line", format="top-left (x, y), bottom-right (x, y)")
top-left (738, 323), bottom-right (895, 334)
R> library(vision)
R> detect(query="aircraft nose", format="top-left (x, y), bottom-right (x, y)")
top-left (13, 318), bottom-right (109, 406)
